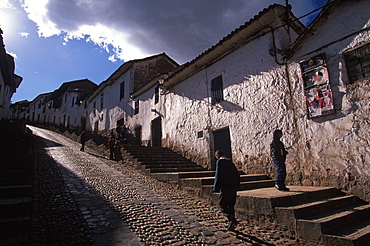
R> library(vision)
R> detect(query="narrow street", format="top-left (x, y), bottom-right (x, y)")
top-left (30, 126), bottom-right (298, 245)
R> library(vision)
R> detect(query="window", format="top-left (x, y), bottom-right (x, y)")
top-left (93, 102), bottom-right (96, 116)
top-left (72, 97), bottom-right (75, 107)
top-left (344, 42), bottom-right (370, 84)
top-left (134, 100), bottom-right (139, 115)
top-left (211, 75), bottom-right (224, 104)
top-left (154, 86), bottom-right (159, 104)
top-left (100, 93), bottom-right (104, 110)
top-left (120, 82), bottom-right (125, 100)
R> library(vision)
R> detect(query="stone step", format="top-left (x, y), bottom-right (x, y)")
top-left (142, 161), bottom-right (199, 165)
top-left (2, 155), bottom-right (33, 162)
top-left (0, 170), bottom-right (30, 178)
top-left (200, 179), bottom-right (275, 193)
top-left (0, 164), bottom-right (32, 170)
top-left (276, 194), bottom-right (364, 227)
top-left (153, 171), bottom-right (216, 182)
top-left (239, 179), bottom-right (275, 190)
top-left (323, 218), bottom-right (370, 246)
top-left (0, 185), bottom-right (32, 199)
top-left (131, 152), bottom-right (186, 157)
top-left (0, 216), bottom-right (30, 245)
top-left (236, 186), bottom-right (341, 216)
top-left (0, 177), bottom-right (31, 186)
top-left (146, 166), bottom-right (206, 174)
top-left (296, 203), bottom-right (370, 242)
top-left (141, 163), bottom-right (203, 171)
top-left (122, 146), bottom-right (175, 154)
top-left (137, 159), bottom-right (195, 164)
top-left (0, 197), bottom-right (32, 219)
top-left (179, 174), bottom-right (270, 187)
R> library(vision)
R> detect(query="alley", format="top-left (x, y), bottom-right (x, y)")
top-left (30, 126), bottom-right (299, 246)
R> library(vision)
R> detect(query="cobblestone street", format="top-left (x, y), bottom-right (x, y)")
top-left (30, 126), bottom-right (300, 245)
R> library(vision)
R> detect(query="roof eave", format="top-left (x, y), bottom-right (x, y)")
top-left (163, 4), bottom-right (302, 88)
top-left (283, 0), bottom-right (339, 60)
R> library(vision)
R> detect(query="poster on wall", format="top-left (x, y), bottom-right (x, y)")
top-left (305, 84), bottom-right (334, 118)
top-left (300, 53), bottom-right (335, 118)
top-left (302, 66), bottom-right (329, 87)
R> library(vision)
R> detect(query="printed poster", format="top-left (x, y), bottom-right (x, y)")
top-left (300, 53), bottom-right (335, 118)
top-left (305, 84), bottom-right (334, 118)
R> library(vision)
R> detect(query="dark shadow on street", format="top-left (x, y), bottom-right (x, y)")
top-left (41, 137), bottom-right (64, 148)
top-left (85, 151), bottom-right (110, 161)
top-left (31, 133), bottom-right (131, 245)
top-left (234, 230), bottom-right (275, 246)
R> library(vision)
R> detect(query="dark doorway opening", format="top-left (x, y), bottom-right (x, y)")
top-left (151, 117), bottom-right (162, 147)
top-left (212, 127), bottom-right (232, 169)
top-left (134, 126), bottom-right (142, 145)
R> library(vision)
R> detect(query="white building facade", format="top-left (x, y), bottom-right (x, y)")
top-left (86, 53), bottom-right (179, 135)
top-left (284, 0), bottom-right (370, 201)
top-left (157, 4), bottom-right (304, 172)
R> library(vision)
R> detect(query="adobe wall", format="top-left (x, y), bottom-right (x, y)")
top-left (161, 24), bottom-right (296, 179)
top-left (286, 0), bottom-right (370, 202)
top-left (160, 1), bottom-right (370, 203)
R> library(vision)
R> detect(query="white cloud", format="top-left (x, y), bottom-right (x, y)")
top-left (18, 32), bottom-right (30, 37)
top-left (21, 0), bottom-right (61, 37)
top-left (7, 51), bottom-right (18, 59)
top-left (19, 0), bottom-right (320, 64)
top-left (0, 0), bottom-right (14, 9)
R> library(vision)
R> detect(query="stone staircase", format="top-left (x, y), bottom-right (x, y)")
top-left (121, 144), bottom-right (370, 246)
top-left (0, 121), bottom-right (33, 246)
top-left (121, 145), bottom-right (209, 180)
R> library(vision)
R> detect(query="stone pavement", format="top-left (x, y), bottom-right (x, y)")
top-left (30, 126), bottom-right (313, 245)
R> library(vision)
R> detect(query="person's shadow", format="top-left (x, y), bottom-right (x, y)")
top-left (85, 151), bottom-right (110, 160)
top-left (233, 230), bottom-right (276, 245)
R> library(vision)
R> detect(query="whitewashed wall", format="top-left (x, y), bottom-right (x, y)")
top-left (287, 1), bottom-right (370, 201)
top-left (106, 69), bottom-right (133, 131)
top-left (86, 93), bottom-right (105, 132)
top-left (64, 91), bottom-right (81, 128)
top-left (130, 85), bottom-right (159, 146)
top-left (28, 95), bottom-right (48, 123)
top-left (86, 68), bottom-right (133, 133)
top-left (0, 70), bottom-right (5, 120)
top-left (160, 21), bottom-right (298, 175)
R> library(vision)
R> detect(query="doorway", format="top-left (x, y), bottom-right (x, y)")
top-left (134, 126), bottom-right (142, 145)
top-left (151, 117), bottom-right (162, 147)
top-left (80, 117), bottom-right (86, 131)
top-left (212, 127), bottom-right (232, 169)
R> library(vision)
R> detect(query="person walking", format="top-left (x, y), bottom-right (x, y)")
top-left (270, 129), bottom-right (290, 191)
top-left (213, 150), bottom-right (240, 231)
top-left (80, 131), bottom-right (87, 151)
top-left (108, 136), bottom-right (116, 160)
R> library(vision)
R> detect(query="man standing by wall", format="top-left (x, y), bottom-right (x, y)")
top-left (270, 129), bottom-right (290, 191)
top-left (213, 150), bottom-right (240, 231)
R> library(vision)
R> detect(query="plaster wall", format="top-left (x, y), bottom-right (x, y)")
top-left (64, 92), bottom-right (81, 128)
top-left (29, 95), bottom-right (48, 124)
top-left (87, 95), bottom-right (106, 133)
top-left (130, 86), bottom-right (159, 146)
top-left (287, 0), bottom-right (370, 201)
top-left (106, 70), bottom-right (134, 131)
top-left (161, 24), bottom-right (296, 175)
top-left (0, 70), bottom-right (5, 119)
top-left (86, 68), bottom-right (133, 134)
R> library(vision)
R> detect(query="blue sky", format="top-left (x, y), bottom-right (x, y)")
top-left (0, 0), bottom-right (327, 103)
